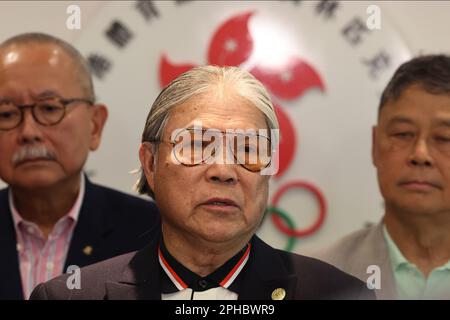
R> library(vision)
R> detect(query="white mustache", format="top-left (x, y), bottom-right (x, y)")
top-left (12, 145), bottom-right (56, 165)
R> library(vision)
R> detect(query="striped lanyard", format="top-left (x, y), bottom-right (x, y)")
top-left (158, 243), bottom-right (251, 291)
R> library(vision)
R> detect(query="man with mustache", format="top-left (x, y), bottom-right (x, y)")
top-left (310, 55), bottom-right (450, 299)
top-left (30, 65), bottom-right (374, 300)
top-left (0, 33), bottom-right (160, 299)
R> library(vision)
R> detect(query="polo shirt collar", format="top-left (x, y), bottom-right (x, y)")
top-left (383, 224), bottom-right (450, 271)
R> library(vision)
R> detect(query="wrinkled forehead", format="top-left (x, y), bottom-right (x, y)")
top-left (379, 85), bottom-right (450, 127)
top-left (164, 91), bottom-right (269, 135)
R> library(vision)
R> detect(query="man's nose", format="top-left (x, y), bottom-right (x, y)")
top-left (17, 108), bottom-right (44, 144)
top-left (408, 138), bottom-right (433, 167)
top-left (205, 162), bottom-right (239, 185)
top-left (204, 142), bottom-right (239, 184)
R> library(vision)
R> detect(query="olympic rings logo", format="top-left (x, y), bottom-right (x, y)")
top-left (264, 181), bottom-right (327, 252)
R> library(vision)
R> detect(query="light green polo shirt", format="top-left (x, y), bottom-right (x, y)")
top-left (383, 226), bottom-right (450, 299)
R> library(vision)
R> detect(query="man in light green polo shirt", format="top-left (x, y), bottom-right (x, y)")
top-left (383, 226), bottom-right (450, 299)
top-left (310, 55), bottom-right (450, 299)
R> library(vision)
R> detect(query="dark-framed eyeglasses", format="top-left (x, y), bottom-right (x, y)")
top-left (0, 97), bottom-right (94, 131)
top-left (150, 127), bottom-right (273, 173)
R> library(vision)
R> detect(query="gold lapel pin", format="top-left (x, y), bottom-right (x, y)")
top-left (271, 288), bottom-right (286, 300)
top-left (83, 245), bottom-right (93, 256)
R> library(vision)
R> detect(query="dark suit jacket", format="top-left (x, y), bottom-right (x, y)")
top-left (30, 235), bottom-right (375, 300)
top-left (0, 177), bottom-right (160, 300)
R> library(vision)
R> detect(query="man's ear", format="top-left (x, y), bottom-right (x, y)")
top-left (139, 142), bottom-right (156, 192)
top-left (89, 104), bottom-right (108, 151)
top-left (372, 125), bottom-right (378, 167)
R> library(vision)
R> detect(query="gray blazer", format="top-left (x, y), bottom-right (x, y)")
top-left (307, 221), bottom-right (397, 299)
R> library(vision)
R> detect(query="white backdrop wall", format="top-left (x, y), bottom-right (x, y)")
top-left (0, 1), bottom-right (449, 253)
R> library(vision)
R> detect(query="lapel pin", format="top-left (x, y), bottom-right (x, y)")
top-left (83, 245), bottom-right (93, 256)
top-left (271, 288), bottom-right (286, 300)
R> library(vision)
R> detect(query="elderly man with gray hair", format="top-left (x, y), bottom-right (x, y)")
top-left (31, 65), bottom-right (374, 300)
top-left (0, 32), bottom-right (160, 300)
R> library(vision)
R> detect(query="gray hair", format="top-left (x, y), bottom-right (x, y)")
top-left (0, 32), bottom-right (95, 101)
top-left (136, 65), bottom-right (279, 198)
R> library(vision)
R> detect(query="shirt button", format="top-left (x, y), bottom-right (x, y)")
top-left (46, 262), bottom-right (54, 270)
top-left (27, 226), bottom-right (34, 234)
top-left (198, 279), bottom-right (208, 289)
top-left (16, 244), bottom-right (22, 252)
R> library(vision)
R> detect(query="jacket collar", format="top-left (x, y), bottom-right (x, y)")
top-left (104, 235), bottom-right (298, 300)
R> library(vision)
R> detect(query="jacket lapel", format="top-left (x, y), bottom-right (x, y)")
top-left (238, 236), bottom-right (298, 300)
top-left (105, 240), bottom-right (161, 300)
top-left (345, 221), bottom-right (397, 299)
top-left (65, 177), bottom-right (114, 269)
top-left (0, 188), bottom-right (24, 299)
top-left (371, 222), bottom-right (398, 299)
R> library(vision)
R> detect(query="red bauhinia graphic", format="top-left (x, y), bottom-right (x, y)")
top-left (208, 12), bottom-right (254, 66)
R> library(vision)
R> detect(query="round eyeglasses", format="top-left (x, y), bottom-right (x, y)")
top-left (0, 97), bottom-right (94, 130)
